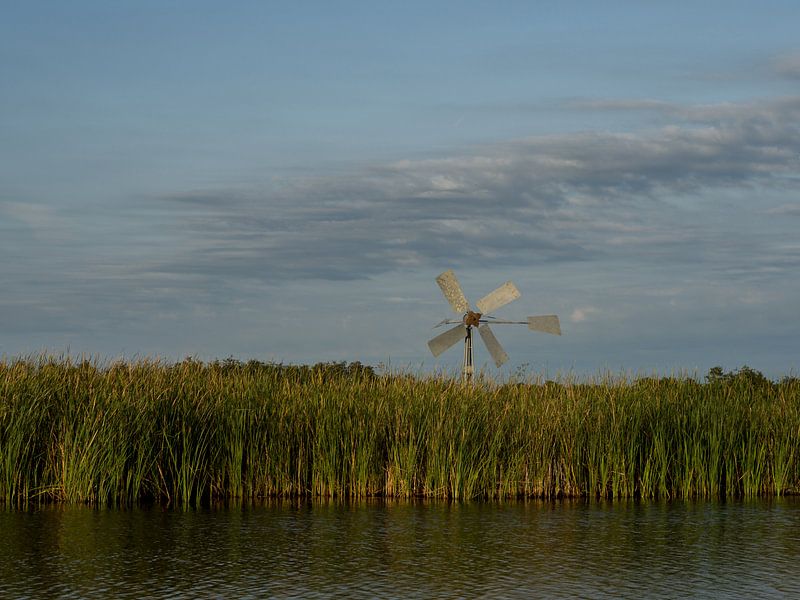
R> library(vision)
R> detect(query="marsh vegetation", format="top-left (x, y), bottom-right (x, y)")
top-left (1, 357), bottom-right (798, 505)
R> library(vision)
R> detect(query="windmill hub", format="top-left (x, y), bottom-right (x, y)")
top-left (463, 311), bottom-right (482, 328)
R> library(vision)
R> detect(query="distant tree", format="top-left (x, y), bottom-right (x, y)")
top-left (706, 366), bottom-right (726, 384)
top-left (734, 365), bottom-right (770, 386)
top-left (705, 365), bottom-right (770, 386)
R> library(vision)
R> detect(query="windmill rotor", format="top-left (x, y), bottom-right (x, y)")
top-left (427, 269), bottom-right (561, 379)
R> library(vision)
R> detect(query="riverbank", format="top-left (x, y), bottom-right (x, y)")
top-left (1, 358), bottom-right (798, 505)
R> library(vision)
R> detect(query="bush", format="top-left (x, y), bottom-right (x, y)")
top-left (706, 365), bottom-right (770, 386)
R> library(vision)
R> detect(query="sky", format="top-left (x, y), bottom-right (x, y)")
top-left (2, 1), bottom-right (800, 378)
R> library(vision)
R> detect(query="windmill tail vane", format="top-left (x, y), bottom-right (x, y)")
top-left (427, 269), bottom-right (561, 382)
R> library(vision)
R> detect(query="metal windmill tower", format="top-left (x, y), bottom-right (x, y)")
top-left (428, 269), bottom-right (561, 382)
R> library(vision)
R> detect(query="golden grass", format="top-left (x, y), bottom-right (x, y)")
top-left (1, 357), bottom-right (798, 505)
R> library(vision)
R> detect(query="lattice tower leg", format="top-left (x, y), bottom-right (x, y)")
top-left (463, 326), bottom-right (474, 384)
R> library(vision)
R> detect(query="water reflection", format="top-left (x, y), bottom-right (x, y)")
top-left (1, 499), bottom-right (799, 598)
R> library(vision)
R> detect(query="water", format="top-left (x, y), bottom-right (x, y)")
top-left (2, 499), bottom-right (799, 598)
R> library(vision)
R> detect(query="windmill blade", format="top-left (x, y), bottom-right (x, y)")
top-left (434, 318), bottom-right (464, 327)
top-left (428, 323), bottom-right (467, 357)
top-left (476, 281), bottom-right (520, 315)
top-left (436, 270), bottom-right (470, 313)
top-left (478, 324), bottom-right (509, 368)
top-left (479, 319), bottom-right (526, 324)
top-left (527, 315), bottom-right (561, 335)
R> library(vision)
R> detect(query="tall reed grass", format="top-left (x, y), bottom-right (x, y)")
top-left (1, 357), bottom-right (798, 505)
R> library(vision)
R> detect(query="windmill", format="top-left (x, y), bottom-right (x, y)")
top-left (427, 269), bottom-right (561, 382)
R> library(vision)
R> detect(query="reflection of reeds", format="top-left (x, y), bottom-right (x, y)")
top-left (1, 357), bottom-right (798, 506)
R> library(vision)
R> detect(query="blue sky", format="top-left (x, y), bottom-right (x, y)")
top-left (2, 1), bottom-right (800, 377)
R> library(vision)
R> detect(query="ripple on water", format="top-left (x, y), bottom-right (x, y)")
top-left (1, 498), bottom-right (799, 599)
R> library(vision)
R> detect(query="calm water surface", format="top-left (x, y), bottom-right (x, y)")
top-left (1, 498), bottom-right (799, 598)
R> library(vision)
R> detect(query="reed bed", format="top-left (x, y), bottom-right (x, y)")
top-left (1, 357), bottom-right (798, 506)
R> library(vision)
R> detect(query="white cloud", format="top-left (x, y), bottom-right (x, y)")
top-left (570, 307), bottom-right (600, 323)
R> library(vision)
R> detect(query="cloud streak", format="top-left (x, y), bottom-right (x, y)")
top-left (773, 52), bottom-right (800, 80)
top-left (146, 97), bottom-right (800, 289)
